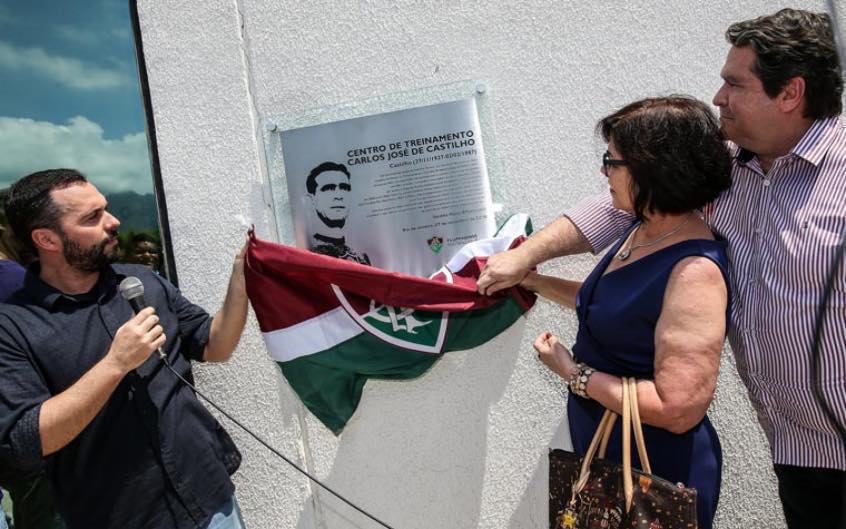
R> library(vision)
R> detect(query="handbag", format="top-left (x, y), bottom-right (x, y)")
top-left (548, 377), bottom-right (698, 529)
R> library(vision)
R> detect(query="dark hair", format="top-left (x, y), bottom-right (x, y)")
top-left (5, 169), bottom-right (88, 252)
top-left (130, 232), bottom-right (158, 246)
top-left (0, 188), bottom-right (13, 229)
top-left (598, 96), bottom-right (732, 221)
top-left (0, 188), bottom-right (33, 265)
top-left (125, 232), bottom-right (161, 269)
top-left (726, 8), bottom-right (843, 119)
top-left (306, 162), bottom-right (350, 195)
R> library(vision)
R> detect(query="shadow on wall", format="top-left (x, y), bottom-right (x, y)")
top-left (293, 319), bottom-right (530, 529)
top-left (506, 418), bottom-right (572, 529)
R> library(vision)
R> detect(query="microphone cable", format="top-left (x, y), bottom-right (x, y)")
top-left (157, 353), bottom-right (397, 529)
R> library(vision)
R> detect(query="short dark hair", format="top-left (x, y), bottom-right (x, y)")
top-left (726, 8), bottom-right (843, 119)
top-left (598, 96), bottom-right (732, 221)
top-left (5, 169), bottom-right (88, 252)
top-left (130, 232), bottom-right (158, 246)
top-left (306, 162), bottom-right (350, 195)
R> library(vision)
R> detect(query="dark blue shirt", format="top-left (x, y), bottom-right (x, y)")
top-left (0, 263), bottom-right (240, 529)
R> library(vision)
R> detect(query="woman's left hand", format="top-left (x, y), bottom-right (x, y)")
top-left (533, 332), bottom-right (576, 379)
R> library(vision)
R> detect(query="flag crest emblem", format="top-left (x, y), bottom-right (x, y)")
top-left (333, 284), bottom-right (448, 352)
top-left (427, 236), bottom-right (443, 253)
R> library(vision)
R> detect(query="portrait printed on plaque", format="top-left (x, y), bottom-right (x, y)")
top-left (304, 161), bottom-right (371, 265)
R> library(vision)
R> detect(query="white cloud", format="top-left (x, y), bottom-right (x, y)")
top-left (0, 41), bottom-right (129, 90)
top-left (0, 116), bottom-right (153, 195)
top-left (53, 24), bottom-right (133, 51)
top-left (53, 25), bottom-right (103, 46)
top-left (110, 27), bottom-right (132, 42)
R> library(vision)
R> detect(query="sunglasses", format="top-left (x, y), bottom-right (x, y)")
top-left (602, 151), bottom-right (627, 175)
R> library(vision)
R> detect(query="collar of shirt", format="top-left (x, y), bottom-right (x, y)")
top-left (22, 262), bottom-right (122, 310)
top-left (734, 116), bottom-right (842, 169)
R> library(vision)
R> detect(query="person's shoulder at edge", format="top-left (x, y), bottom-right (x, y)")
top-left (0, 259), bottom-right (26, 274)
top-left (0, 260), bottom-right (26, 302)
top-left (0, 260), bottom-right (38, 310)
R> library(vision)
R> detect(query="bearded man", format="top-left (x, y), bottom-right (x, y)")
top-left (0, 169), bottom-right (249, 529)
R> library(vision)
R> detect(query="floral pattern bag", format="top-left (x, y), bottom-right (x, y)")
top-left (548, 377), bottom-right (698, 529)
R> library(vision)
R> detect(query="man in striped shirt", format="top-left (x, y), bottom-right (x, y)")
top-left (477, 8), bottom-right (845, 529)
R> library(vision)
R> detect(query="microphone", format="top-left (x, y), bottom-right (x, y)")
top-left (119, 276), bottom-right (167, 360)
top-left (119, 276), bottom-right (146, 314)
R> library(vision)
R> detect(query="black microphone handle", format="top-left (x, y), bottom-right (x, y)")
top-left (127, 295), bottom-right (147, 314)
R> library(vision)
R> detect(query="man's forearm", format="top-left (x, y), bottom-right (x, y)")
top-left (39, 358), bottom-right (126, 456)
top-left (517, 215), bottom-right (592, 266)
top-left (204, 274), bottom-right (248, 363)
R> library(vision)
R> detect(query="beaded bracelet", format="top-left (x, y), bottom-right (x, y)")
top-left (568, 362), bottom-right (595, 398)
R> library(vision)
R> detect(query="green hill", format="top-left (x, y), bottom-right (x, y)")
top-left (106, 191), bottom-right (158, 232)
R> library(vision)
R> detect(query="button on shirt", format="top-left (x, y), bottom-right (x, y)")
top-left (0, 263), bottom-right (240, 529)
top-left (566, 116), bottom-right (846, 470)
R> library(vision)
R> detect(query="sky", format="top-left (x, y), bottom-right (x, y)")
top-left (0, 0), bottom-right (153, 194)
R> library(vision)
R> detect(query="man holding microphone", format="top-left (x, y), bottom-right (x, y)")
top-left (0, 169), bottom-right (249, 529)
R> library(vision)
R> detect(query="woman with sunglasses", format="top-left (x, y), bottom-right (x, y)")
top-left (523, 96), bottom-right (732, 529)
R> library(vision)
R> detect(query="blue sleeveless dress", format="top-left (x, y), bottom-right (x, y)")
top-left (568, 222), bottom-right (730, 529)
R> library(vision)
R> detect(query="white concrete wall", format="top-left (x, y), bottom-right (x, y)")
top-left (135, 1), bottom-right (836, 527)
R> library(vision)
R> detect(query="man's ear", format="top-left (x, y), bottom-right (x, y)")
top-left (778, 76), bottom-right (806, 114)
top-left (31, 228), bottom-right (61, 253)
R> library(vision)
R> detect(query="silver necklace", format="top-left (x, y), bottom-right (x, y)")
top-left (616, 213), bottom-right (694, 261)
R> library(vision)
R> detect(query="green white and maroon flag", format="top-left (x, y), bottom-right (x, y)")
top-left (245, 214), bottom-right (535, 434)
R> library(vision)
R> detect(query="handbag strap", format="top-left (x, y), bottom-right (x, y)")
top-left (572, 408), bottom-right (616, 494)
top-left (623, 377), bottom-right (656, 511)
top-left (626, 377), bottom-right (652, 474)
top-left (597, 413), bottom-right (617, 458)
top-left (570, 377), bottom-right (654, 513)
top-left (622, 376), bottom-right (633, 511)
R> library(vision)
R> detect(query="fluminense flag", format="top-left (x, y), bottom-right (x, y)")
top-left (244, 214), bottom-right (536, 433)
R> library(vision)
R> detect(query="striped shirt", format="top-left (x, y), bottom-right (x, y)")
top-left (566, 116), bottom-right (846, 469)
